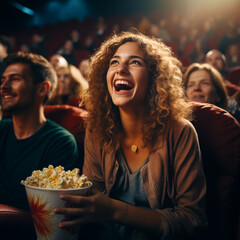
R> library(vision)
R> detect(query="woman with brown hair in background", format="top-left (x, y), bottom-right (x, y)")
top-left (48, 64), bottom-right (88, 107)
top-left (183, 63), bottom-right (228, 109)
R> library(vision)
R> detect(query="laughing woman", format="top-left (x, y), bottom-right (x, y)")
top-left (55, 31), bottom-right (207, 240)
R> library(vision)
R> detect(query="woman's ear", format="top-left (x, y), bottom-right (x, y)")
top-left (37, 81), bottom-right (51, 97)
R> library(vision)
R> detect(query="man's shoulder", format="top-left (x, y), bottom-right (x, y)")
top-left (45, 119), bottom-right (73, 135)
top-left (0, 119), bottom-right (13, 140)
top-left (43, 119), bottom-right (77, 144)
top-left (0, 118), bottom-right (12, 128)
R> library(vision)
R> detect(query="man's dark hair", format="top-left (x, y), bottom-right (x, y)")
top-left (3, 52), bottom-right (57, 103)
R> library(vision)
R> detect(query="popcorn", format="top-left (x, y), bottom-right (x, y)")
top-left (22, 165), bottom-right (91, 189)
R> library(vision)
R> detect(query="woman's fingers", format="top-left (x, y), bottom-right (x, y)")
top-left (55, 195), bottom-right (92, 216)
top-left (59, 218), bottom-right (83, 228)
top-left (59, 194), bottom-right (90, 205)
top-left (55, 193), bottom-right (115, 227)
top-left (55, 207), bottom-right (85, 215)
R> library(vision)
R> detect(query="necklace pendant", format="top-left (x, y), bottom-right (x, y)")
top-left (131, 144), bottom-right (138, 153)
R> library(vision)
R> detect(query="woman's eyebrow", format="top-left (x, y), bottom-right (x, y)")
top-left (111, 55), bottom-right (145, 61)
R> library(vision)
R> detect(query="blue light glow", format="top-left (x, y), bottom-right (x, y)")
top-left (9, 0), bottom-right (35, 16)
top-left (31, 0), bottom-right (91, 27)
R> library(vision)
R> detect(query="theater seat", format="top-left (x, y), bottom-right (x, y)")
top-left (0, 204), bottom-right (36, 240)
top-left (44, 104), bottom-right (87, 171)
top-left (228, 66), bottom-right (240, 86)
top-left (190, 102), bottom-right (240, 240)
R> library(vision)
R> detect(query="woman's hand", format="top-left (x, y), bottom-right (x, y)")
top-left (54, 193), bottom-right (115, 228)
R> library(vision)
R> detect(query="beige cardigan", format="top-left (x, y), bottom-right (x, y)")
top-left (83, 118), bottom-right (207, 239)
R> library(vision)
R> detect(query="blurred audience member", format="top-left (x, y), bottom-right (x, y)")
top-left (189, 37), bottom-right (208, 63)
top-left (78, 58), bottom-right (90, 79)
top-left (226, 43), bottom-right (240, 70)
top-left (111, 23), bottom-right (121, 34)
top-left (70, 29), bottom-right (82, 50)
top-left (48, 65), bottom-right (88, 107)
top-left (95, 17), bottom-right (107, 40)
top-left (137, 17), bottom-right (151, 34)
top-left (202, 19), bottom-right (214, 38)
top-left (83, 34), bottom-right (96, 54)
top-left (183, 63), bottom-right (228, 109)
top-left (57, 39), bottom-right (76, 66)
top-left (219, 27), bottom-right (238, 55)
top-left (29, 33), bottom-right (47, 57)
top-left (205, 49), bottom-right (228, 79)
top-left (227, 90), bottom-right (240, 122)
top-left (178, 35), bottom-right (188, 57)
top-left (148, 23), bottom-right (161, 38)
top-left (49, 54), bottom-right (68, 70)
top-left (18, 43), bottom-right (30, 53)
top-left (205, 49), bottom-right (240, 96)
top-left (158, 19), bottom-right (173, 41)
top-left (0, 35), bottom-right (12, 75)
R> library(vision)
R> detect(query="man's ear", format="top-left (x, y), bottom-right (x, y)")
top-left (37, 81), bottom-right (51, 97)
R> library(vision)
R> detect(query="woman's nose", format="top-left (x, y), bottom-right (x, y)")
top-left (117, 63), bottom-right (129, 75)
top-left (58, 76), bottom-right (64, 83)
top-left (193, 83), bottom-right (201, 91)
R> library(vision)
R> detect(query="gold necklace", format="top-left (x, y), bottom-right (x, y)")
top-left (131, 144), bottom-right (138, 153)
top-left (130, 143), bottom-right (146, 153)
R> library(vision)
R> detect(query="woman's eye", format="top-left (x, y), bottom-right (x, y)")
top-left (130, 60), bottom-right (141, 65)
top-left (110, 60), bottom-right (118, 66)
top-left (187, 83), bottom-right (194, 88)
top-left (202, 82), bottom-right (210, 85)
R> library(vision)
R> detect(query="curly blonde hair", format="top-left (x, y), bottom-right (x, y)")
top-left (84, 31), bottom-right (192, 150)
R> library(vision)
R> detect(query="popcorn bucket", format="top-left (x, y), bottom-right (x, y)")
top-left (22, 183), bottom-right (92, 240)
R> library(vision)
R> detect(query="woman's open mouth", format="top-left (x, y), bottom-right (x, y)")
top-left (114, 80), bottom-right (134, 92)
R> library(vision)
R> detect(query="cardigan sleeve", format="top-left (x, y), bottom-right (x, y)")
top-left (155, 120), bottom-right (207, 239)
top-left (82, 128), bottom-right (106, 192)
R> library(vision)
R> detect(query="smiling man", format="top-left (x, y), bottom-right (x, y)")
top-left (0, 52), bottom-right (78, 210)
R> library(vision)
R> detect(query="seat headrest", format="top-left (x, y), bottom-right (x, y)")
top-left (190, 101), bottom-right (240, 175)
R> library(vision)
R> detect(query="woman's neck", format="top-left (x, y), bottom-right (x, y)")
top-left (119, 107), bottom-right (144, 138)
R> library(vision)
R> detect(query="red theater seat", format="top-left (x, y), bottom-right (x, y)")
top-left (228, 66), bottom-right (240, 86)
top-left (0, 204), bottom-right (35, 239)
top-left (190, 102), bottom-right (240, 240)
top-left (73, 49), bottom-right (91, 66)
top-left (44, 104), bottom-right (87, 170)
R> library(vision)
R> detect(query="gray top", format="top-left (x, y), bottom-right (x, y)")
top-left (110, 149), bottom-right (150, 209)
top-left (107, 149), bottom-right (151, 240)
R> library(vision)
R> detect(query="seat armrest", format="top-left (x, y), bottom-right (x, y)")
top-left (0, 204), bottom-right (36, 239)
